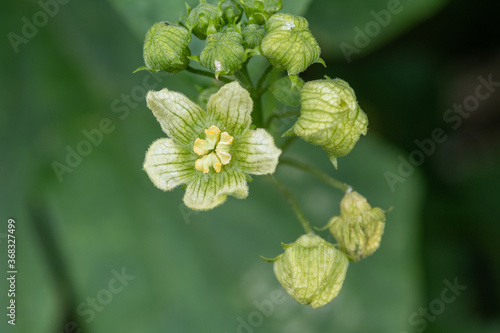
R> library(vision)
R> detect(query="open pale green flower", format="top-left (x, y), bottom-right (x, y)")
top-left (143, 82), bottom-right (282, 211)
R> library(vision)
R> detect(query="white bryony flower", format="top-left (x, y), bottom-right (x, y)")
top-left (143, 81), bottom-right (282, 211)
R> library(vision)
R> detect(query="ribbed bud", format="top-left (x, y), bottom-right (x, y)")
top-left (143, 22), bottom-right (190, 73)
top-left (326, 191), bottom-right (386, 261)
top-left (264, 234), bottom-right (349, 308)
top-left (289, 77), bottom-right (368, 168)
top-left (261, 14), bottom-right (323, 78)
top-left (200, 32), bottom-right (245, 78)
top-left (239, 0), bottom-right (282, 25)
top-left (187, 2), bottom-right (222, 40)
top-left (220, 0), bottom-right (244, 24)
top-left (242, 24), bottom-right (266, 48)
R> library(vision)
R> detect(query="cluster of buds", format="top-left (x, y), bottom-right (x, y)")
top-left (264, 192), bottom-right (386, 308)
top-left (139, 0), bottom-right (322, 80)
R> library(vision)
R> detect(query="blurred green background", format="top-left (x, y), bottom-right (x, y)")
top-left (1, 0), bottom-right (499, 332)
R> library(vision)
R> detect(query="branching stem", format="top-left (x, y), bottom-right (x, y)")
top-left (273, 179), bottom-right (314, 234)
top-left (186, 66), bottom-right (232, 83)
top-left (280, 157), bottom-right (352, 193)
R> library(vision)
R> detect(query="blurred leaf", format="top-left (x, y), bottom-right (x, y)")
top-left (306, 0), bottom-right (448, 60)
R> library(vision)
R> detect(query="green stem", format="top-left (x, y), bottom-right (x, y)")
top-left (273, 179), bottom-right (314, 234)
top-left (186, 66), bottom-right (232, 83)
top-left (252, 95), bottom-right (264, 128)
top-left (234, 64), bottom-right (268, 128)
top-left (280, 157), bottom-right (352, 193)
top-left (279, 137), bottom-right (297, 152)
top-left (233, 66), bottom-right (254, 92)
top-left (256, 64), bottom-right (273, 94)
top-left (265, 111), bottom-right (300, 128)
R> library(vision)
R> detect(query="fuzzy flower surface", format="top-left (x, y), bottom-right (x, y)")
top-left (144, 82), bottom-right (281, 211)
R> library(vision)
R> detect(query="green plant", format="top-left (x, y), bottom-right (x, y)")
top-left (136, 0), bottom-right (388, 308)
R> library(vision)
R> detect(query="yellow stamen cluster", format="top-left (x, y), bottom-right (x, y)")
top-left (193, 125), bottom-right (233, 173)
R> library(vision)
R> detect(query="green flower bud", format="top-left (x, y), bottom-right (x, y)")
top-left (187, 2), bottom-right (222, 40)
top-left (242, 24), bottom-right (266, 48)
top-left (200, 32), bottom-right (245, 78)
top-left (261, 14), bottom-right (324, 80)
top-left (287, 77), bottom-right (368, 168)
top-left (263, 234), bottom-right (349, 308)
top-left (219, 0), bottom-right (243, 24)
top-left (325, 191), bottom-right (386, 262)
top-left (239, 0), bottom-right (282, 25)
top-left (142, 22), bottom-right (190, 73)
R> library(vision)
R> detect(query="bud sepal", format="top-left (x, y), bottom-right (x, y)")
top-left (287, 77), bottom-right (368, 168)
top-left (323, 191), bottom-right (386, 261)
top-left (261, 14), bottom-right (324, 82)
top-left (239, 0), bottom-right (282, 25)
top-left (262, 234), bottom-right (349, 308)
top-left (186, 1), bottom-right (222, 40)
top-left (200, 32), bottom-right (247, 79)
top-left (142, 22), bottom-right (191, 73)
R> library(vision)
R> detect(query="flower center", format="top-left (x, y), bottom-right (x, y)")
top-left (193, 125), bottom-right (233, 173)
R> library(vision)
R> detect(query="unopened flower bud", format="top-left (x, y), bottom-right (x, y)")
top-left (239, 0), bottom-right (282, 25)
top-left (263, 234), bottom-right (349, 308)
top-left (325, 191), bottom-right (386, 261)
top-left (186, 2), bottom-right (222, 40)
top-left (200, 32), bottom-right (245, 78)
top-left (143, 22), bottom-right (190, 73)
top-left (287, 77), bottom-right (368, 168)
top-left (219, 0), bottom-right (244, 24)
top-left (261, 14), bottom-right (324, 81)
top-left (242, 23), bottom-right (266, 48)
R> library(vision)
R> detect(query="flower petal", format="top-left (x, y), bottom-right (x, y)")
top-left (183, 170), bottom-right (248, 211)
top-left (143, 139), bottom-right (196, 191)
top-left (232, 129), bottom-right (281, 175)
top-left (206, 81), bottom-right (252, 135)
top-left (147, 88), bottom-right (206, 147)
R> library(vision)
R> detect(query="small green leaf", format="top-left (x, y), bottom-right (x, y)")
top-left (270, 76), bottom-right (304, 106)
top-left (259, 254), bottom-right (280, 262)
top-left (281, 127), bottom-right (296, 137)
top-left (133, 66), bottom-right (149, 73)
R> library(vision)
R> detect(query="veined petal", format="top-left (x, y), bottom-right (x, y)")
top-left (183, 170), bottom-right (248, 211)
top-left (143, 138), bottom-right (196, 191)
top-left (232, 129), bottom-right (281, 175)
top-left (147, 88), bottom-right (207, 147)
top-left (206, 81), bottom-right (252, 135)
